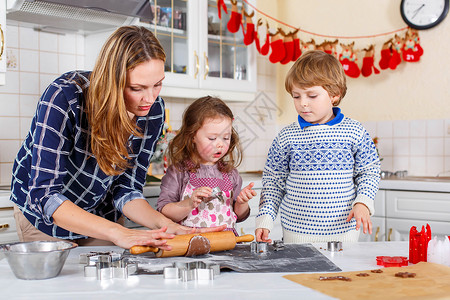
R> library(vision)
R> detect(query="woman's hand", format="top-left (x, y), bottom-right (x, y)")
top-left (111, 226), bottom-right (175, 250)
top-left (346, 203), bottom-right (372, 234)
top-left (236, 182), bottom-right (257, 205)
top-left (255, 228), bottom-right (271, 243)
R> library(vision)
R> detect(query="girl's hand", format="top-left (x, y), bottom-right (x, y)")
top-left (346, 203), bottom-right (372, 234)
top-left (189, 186), bottom-right (212, 208)
top-left (255, 228), bottom-right (272, 243)
top-left (236, 182), bottom-right (257, 204)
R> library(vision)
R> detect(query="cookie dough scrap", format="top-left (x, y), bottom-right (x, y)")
top-left (185, 235), bottom-right (211, 257)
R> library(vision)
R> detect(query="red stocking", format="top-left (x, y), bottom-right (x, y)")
top-left (243, 23), bottom-right (255, 45)
top-left (348, 61), bottom-right (361, 78)
top-left (269, 34), bottom-right (285, 63)
top-left (280, 37), bottom-right (294, 65)
top-left (292, 35), bottom-right (301, 61)
top-left (227, 11), bottom-right (242, 33)
top-left (217, 0), bottom-right (228, 19)
top-left (389, 51), bottom-right (401, 70)
top-left (379, 48), bottom-right (391, 70)
top-left (362, 56), bottom-right (374, 77)
top-left (260, 32), bottom-right (270, 56)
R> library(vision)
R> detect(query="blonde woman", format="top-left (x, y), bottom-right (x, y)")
top-left (10, 26), bottom-right (224, 250)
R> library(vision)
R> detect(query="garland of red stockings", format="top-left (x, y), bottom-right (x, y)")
top-left (217, 0), bottom-right (424, 78)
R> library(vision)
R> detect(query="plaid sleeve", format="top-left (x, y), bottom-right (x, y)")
top-left (27, 82), bottom-right (78, 224)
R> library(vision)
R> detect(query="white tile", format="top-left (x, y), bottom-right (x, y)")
top-left (20, 117), bottom-right (33, 139)
top-left (19, 26), bottom-right (39, 50)
top-left (410, 138), bottom-right (426, 156)
top-left (0, 71), bottom-right (19, 93)
top-left (0, 94), bottom-right (20, 116)
top-left (0, 140), bottom-right (21, 163)
top-left (39, 31), bottom-right (58, 52)
top-left (20, 95), bottom-right (39, 117)
top-left (39, 74), bottom-right (59, 95)
top-left (426, 156), bottom-right (444, 176)
top-left (58, 34), bottom-right (77, 54)
top-left (444, 157), bottom-right (450, 176)
top-left (393, 120), bottom-right (409, 138)
top-left (362, 121), bottom-right (377, 138)
top-left (376, 121), bottom-right (393, 138)
top-left (445, 137), bottom-right (450, 156)
top-left (76, 55), bottom-right (85, 70)
top-left (409, 156), bottom-right (426, 175)
top-left (392, 138), bottom-right (409, 156)
top-left (426, 119), bottom-right (444, 137)
top-left (377, 137), bottom-right (392, 157)
top-left (19, 72), bottom-right (40, 95)
top-left (409, 120), bottom-right (426, 138)
top-left (427, 137), bottom-right (444, 156)
top-left (0, 163), bottom-right (14, 186)
top-left (6, 24), bottom-right (19, 48)
top-left (392, 156), bottom-right (409, 172)
top-left (6, 48), bottom-right (19, 70)
top-left (380, 156), bottom-right (393, 172)
top-left (76, 34), bottom-right (85, 55)
top-left (58, 54), bottom-right (77, 74)
top-left (19, 49), bottom-right (39, 72)
top-left (0, 117), bottom-right (20, 139)
top-left (445, 119), bottom-right (450, 137)
top-left (40, 51), bottom-right (59, 74)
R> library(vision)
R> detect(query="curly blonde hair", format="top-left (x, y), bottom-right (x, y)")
top-left (86, 26), bottom-right (166, 175)
top-left (168, 96), bottom-right (242, 173)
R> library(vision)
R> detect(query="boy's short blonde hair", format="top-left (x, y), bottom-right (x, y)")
top-left (285, 50), bottom-right (347, 106)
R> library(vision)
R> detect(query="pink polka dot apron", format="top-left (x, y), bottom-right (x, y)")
top-left (180, 170), bottom-right (238, 235)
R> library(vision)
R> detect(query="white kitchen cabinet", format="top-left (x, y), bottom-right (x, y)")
top-left (0, 0), bottom-right (6, 85)
top-left (85, 0), bottom-right (257, 102)
top-left (0, 208), bottom-right (19, 244)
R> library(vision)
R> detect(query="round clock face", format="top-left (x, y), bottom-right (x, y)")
top-left (401, 0), bottom-right (449, 29)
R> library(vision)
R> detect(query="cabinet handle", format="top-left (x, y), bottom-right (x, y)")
top-left (0, 24), bottom-right (4, 60)
top-left (388, 228), bottom-right (393, 241)
top-left (203, 52), bottom-right (209, 80)
top-left (0, 223), bottom-right (9, 230)
top-left (194, 51), bottom-right (199, 79)
top-left (375, 226), bottom-right (380, 242)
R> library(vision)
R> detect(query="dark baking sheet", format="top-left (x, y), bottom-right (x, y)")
top-left (123, 243), bottom-right (341, 274)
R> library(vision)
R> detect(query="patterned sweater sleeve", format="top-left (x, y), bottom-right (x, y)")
top-left (352, 126), bottom-right (381, 215)
top-left (256, 131), bottom-right (290, 231)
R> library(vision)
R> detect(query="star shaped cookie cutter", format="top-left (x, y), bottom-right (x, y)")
top-left (163, 261), bottom-right (220, 282)
top-left (80, 251), bottom-right (138, 280)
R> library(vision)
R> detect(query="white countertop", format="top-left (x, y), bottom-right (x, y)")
top-left (0, 241), bottom-right (409, 299)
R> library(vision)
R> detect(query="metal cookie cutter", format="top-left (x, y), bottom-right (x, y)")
top-left (250, 241), bottom-right (268, 254)
top-left (80, 252), bottom-right (137, 280)
top-left (327, 241), bottom-right (343, 252)
top-left (163, 261), bottom-right (220, 282)
top-left (209, 187), bottom-right (224, 203)
top-left (273, 240), bottom-right (285, 251)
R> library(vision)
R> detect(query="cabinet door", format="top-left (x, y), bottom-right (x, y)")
top-left (0, 208), bottom-right (19, 244)
top-left (386, 218), bottom-right (450, 242)
top-left (0, 0), bottom-right (6, 85)
top-left (198, 0), bottom-right (256, 93)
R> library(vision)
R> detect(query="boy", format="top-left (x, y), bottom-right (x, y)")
top-left (255, 50), bottom-right (380, 243)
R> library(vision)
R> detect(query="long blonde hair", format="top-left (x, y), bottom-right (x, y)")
top-left (86, 26), bottom-right (166, 176)
top-left (168, 96), bottom-right (242, 173)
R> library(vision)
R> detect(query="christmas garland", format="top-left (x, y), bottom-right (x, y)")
top-left (217, 0), bottom-right (424, 78)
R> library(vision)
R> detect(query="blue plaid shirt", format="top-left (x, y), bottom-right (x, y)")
top-left (10, 71), bottom-right (165, 239)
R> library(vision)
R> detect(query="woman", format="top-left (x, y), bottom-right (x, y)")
top-left (10, 26), bottom-right (224, 250)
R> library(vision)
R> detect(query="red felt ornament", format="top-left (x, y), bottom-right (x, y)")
top-left (269, 29), bottom-right (285, 64)
top-left (361, 45), bottom-right (380, 77)
top-left (409, 224), bottom-right (432, 264)
top-left (389, 34), bottom-right (403, 70)
top-left (300, 38), bottom-right (316, 53)
top-left (292, 30), bottom-right (302, 61)
top-left (217, 0), bottom-right (228, 19)
top-left (402, 28), bottom-right (423, 62)
top-left (280, 29), bottom-right (294, 65)
top-left (242, 9), bottom-right (255, 45)
top-left (379, 39), bottom-right (392, 70)
top-left (227, 0), bottom-right (242, 33)
top-left (339, 42), bottom-right (360, 78)
top-left (254, 20), bottom-right (270, 56)
top-left (317, 39), bottom-right (338, 58)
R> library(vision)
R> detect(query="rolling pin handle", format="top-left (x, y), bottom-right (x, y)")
top-left (236, 234), bottom-right (254, 243)
top-left (130, 245), bottom-right (159, 255)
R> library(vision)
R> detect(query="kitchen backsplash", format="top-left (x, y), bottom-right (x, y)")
top-left (0, 22), bottom-right (278, 185)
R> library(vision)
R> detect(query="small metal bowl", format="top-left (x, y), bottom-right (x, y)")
top-left (0, 240), bottom-right (78, 280)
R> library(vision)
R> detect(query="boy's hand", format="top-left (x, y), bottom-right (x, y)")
top-left (236, 182), bottom-right (257, 205)
top-left (255, 228), bottom-right (272, 243)
top-left (346, 203), bottom-right (372, 234)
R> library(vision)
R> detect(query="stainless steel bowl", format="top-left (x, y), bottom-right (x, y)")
top-left (0, 240), bottom-right (78, 280)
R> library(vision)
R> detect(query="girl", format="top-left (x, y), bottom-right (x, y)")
top-left (157, 96), bottom-right (256, 234)
top-left (10, 26), bottom-right (223, 251)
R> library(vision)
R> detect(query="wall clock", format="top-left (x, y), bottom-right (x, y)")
top-left (401, 0), bottom-right (449, 29)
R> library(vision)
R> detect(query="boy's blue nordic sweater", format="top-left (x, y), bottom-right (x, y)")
top-left (256, 108), bottom-right (380, 242)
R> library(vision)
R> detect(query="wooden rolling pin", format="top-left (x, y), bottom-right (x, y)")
top-left (130, 231), bottom-right (254, 257)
